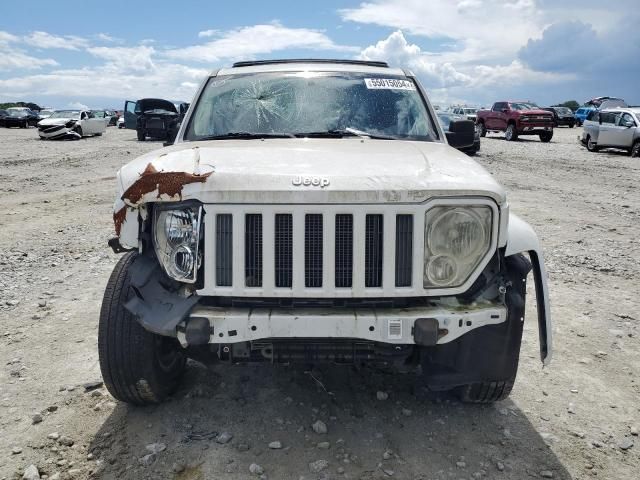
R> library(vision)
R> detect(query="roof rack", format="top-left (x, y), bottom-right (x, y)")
top-left (232, 59), bottom-right (389, 68)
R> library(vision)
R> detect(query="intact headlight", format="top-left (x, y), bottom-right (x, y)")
top-left (424, 206), bottom-right (492, 288)
top-left (153, 204), bottom-right (202, 283)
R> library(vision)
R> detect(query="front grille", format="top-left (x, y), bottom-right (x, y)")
top-left (245, 214), bottom-right (262, 287)
top-left (365, 214), bottom-right (383, 287)
top-left (274, 214), bottom-right (293, 288)
top-left (216, 214), bottom-right (233, 286)
top-left (145, 117), bottom-right (164, 129)
top-left (335, 214), bottom-right (353, 288)
top-left (395, 215), bottom-right (413, 287)
top-left (305, 214), bottom-right (323, 287)
top-left (212, 210), bottom-right (422, 294)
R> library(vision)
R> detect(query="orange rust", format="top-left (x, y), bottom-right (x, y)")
top-left (121, 163), bottom-right (213, 204)
top-left (113, 206), bottom-right (128, 236)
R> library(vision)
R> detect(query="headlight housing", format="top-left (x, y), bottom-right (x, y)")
top-left (65, 120), bottom-right (76, 128)
top-left (153, 204), bottom-right (202, 283)
top-left (424, 206), bottom-right (492, 288)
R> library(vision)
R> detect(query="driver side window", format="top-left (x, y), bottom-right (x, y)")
top-left (618, 113), bottom-right (635, 127)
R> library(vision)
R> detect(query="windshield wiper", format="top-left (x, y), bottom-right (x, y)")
top-left (295, 128), bottom-right (396, 140)
top-left (198, 132), bottom-right (295, 140)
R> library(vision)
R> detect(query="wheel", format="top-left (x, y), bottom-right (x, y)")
top-left (457, 380), bottom-right (514, 403)
top-left (98, 252), bottom-right (186, 405)
top-left (95, 132), bottom-right (102, 136)
top-left (631, 140), bottom-right (640, 158)
top-left (505, 124), bottom-right (518, 141)
top-left (137, 129), bottom-right (145, 141)
top-left (477, 122), bottom-right (487, 137)
top-left (586, 135), bottom-right (599, 152)
top-left (74, 126), bottom-right (83, 137)
top-left (569, 122), bottom-right (575, 128)
top-left (539, 131), bottom-right (553, 143)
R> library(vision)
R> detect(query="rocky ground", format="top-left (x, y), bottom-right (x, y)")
top-left (0, 126), bottom-right (638, 480)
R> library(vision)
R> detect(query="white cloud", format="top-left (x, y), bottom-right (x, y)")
top-left (23, 31), bottom-right (90, 50)
top-left (67, 101), bottom-right (89, 110)
top-left (87, 45), bottom-right (156, 72)
top-left (0, 31), bottom-right (20, 43)
top-left (197, 29), bottom-right (219, 38)
top-left (95, 33), bottom-right (121, 43)
top-left (165, 23), bottom-right (359, 62)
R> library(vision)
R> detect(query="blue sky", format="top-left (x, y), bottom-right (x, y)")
top-left (1, 0), bottom-right (638, 109)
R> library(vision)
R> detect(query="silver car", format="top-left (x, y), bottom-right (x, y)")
top-left (582, 108), bottom-right (640, 157)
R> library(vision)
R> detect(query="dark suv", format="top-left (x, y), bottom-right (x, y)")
top-left (542, 107), bottom-right (575, 128)
top-left (123, 98), bottom-right (189, 142)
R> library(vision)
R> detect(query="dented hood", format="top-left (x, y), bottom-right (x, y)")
top-left (116, 139), bottom-right (506, 206)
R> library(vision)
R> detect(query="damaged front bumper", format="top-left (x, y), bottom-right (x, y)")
top-left (38, 125), bottom-right (81, 140)
top-left (176, 304), bottom-right (507, 348)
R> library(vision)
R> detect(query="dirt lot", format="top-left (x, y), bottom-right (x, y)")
top-left (1, 126), bottom-right (638, 480)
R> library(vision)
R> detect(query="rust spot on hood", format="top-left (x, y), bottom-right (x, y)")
top-left (122, 163), bottom-right (213, 205)
top-left (113, 206), bottom-right (128, 236)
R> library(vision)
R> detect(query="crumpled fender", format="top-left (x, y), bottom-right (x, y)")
top-left (505, 213), bottom-right (552, 365)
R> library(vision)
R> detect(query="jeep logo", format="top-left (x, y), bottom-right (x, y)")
top-left (292, 176), bottom-right (330, 188)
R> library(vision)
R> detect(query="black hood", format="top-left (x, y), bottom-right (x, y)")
top-left (136, 98), bottom-right (178, 114)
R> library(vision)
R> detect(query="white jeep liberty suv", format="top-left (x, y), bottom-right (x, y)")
top-left (99, 59), bottom-right (551, 405)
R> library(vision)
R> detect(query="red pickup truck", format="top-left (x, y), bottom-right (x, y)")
top-left (476, 101), bottom-right (554, 142)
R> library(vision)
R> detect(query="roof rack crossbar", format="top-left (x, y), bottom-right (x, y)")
top-left (232, 59), bottom-right (389, 68)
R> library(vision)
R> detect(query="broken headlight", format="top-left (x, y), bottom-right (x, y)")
top-left (65, 120), bottom-right (76, 128)
top-left (424, 206), bottom-right (492, 288)
top-left (153, 204), bottom-right (202, 283)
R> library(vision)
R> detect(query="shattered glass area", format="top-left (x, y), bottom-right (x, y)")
top-left (188, 72), bottom-right (435, 140)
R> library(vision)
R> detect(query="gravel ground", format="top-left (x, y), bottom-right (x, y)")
top-left (0, 126), bottom-right (638, 480)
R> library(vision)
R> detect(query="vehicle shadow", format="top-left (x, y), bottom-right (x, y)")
top-left (89, 363), bottom-right (572, 479)
top-left (483, 135), bottom-right (540, 143)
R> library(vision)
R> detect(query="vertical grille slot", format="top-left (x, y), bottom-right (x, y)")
top-left (335, 214), bottom-right (353, 288)
top-left (395, 214), bottom-right (413, 287)
top-left (305, 214), bottom-right (323, 287)
top-left (245, 214), bottom-right (262, 287)
top-left (215, 214), bottom-right (233, 286)
top-left (274, 214), bottom-right (293, 288)
top-left (365, 214), bottom-right (383, 287)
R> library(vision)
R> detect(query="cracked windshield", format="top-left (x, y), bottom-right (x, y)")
top-left (185, 71), bottom-right (436, 141)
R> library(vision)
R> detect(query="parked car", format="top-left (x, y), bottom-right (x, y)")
top-left (123, 98), bottom-right (189, 142)
top-left (581, 108), bottom-right (640, 156)
top-left (100, 59), bottom-right (551, 406)
top-left (451, 106), bottom-right (478, 122)
top-left (574, 107), bottom-right (592, 126)
top-left (2, 109), bottom-right (39, 128)
top-left (541, 107), bottom-right (575, 128)
top-left (37, 110), bottom-right (107, 139)
top-left (437, 111), bottom-right (480, 155)
top-left (476, 101), bottom-right (554, 142)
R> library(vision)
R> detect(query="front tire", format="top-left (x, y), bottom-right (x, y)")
top-left (137, 129), bottom-right (145, 141)
top-left (98, 253), bottom-right (186, 405)
top-left (477, 122), bottom-right (487, 137)
top-left (586, 135), bottom-right (599, 152)
top-left (457, 380), bottom-right (514, 403)
top-left (539, 131), bottom-right (553, 143)
top-left (505, 124), bottom-right (518, 141)
top-left (631, 140), bottom-right (640, 158)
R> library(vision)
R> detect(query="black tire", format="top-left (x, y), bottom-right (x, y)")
top-left (74, 126), bottom-right (83, 137)
top-left (477, 122), bottom-right (487, 137)
top-left (457, 380), bottom-right (514, 403)
top-left (539, 131), bottom-right (553, 143)
top-left (569, 122), bottom-right (575, 128)
top-left (98, 253), bottom-right (186, 405)
top-left (631, 140), bottom-right (640, 158)
top-left (137, 129), bottom-right (145, 141)
top-left (95, 133), bottom-right (102, 136)
top-left (586, 135), bottom-right (599, 152)
top-left (505, 123), bottom-right (518, 141)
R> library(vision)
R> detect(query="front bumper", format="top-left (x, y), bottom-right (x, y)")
top-left (176, 303), bottom-right (507, 348)
top-left (519, 124), bottom-right (553, 133)
top-left (38, 125), bottom-right (80, 139)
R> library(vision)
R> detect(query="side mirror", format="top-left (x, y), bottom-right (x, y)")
top-left (501, 108), bottom-right (510, 113)
top-left (622, 120), bottom-right (635, 128)
top-left (446, 120), bottom-right (475, 149)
